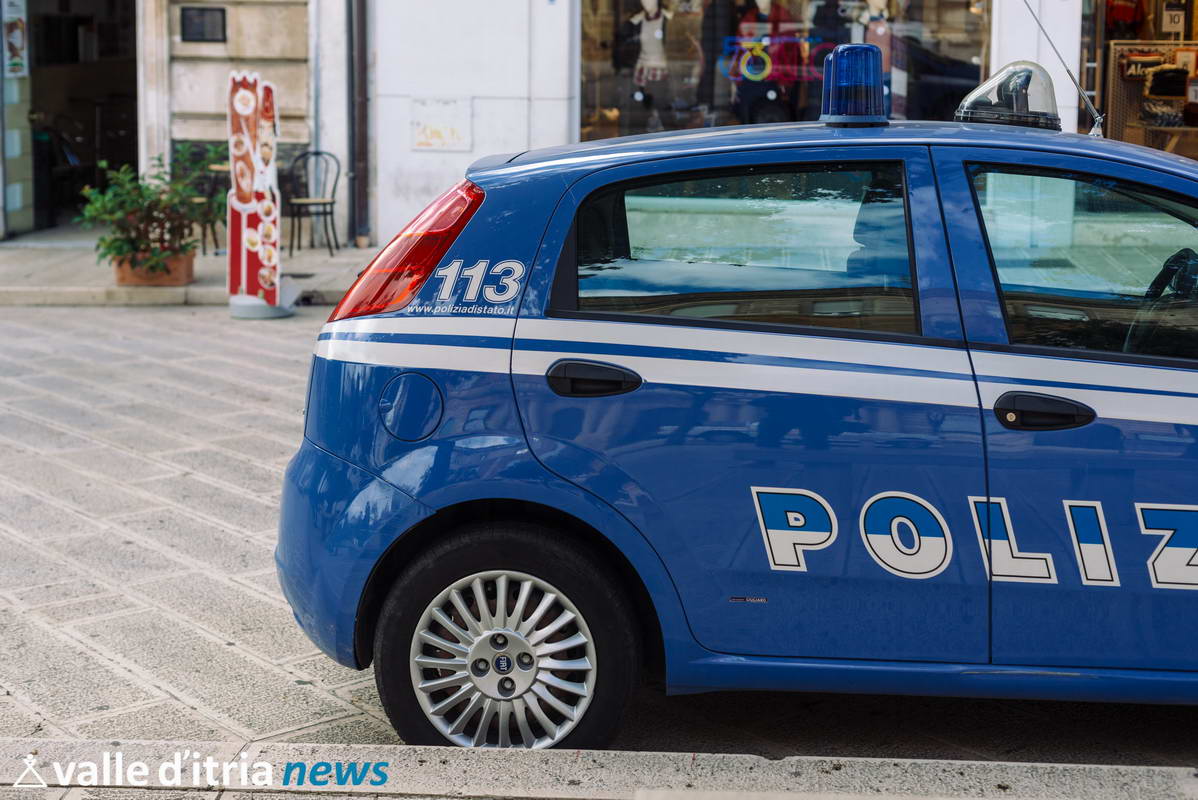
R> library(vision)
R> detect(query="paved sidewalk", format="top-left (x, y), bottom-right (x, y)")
top-left (1, 739), bottom-right (1195, 799)
top-left (0, 306), bottom-right (1195, 774)
top-left (0, 227), bottom-right (360, 306)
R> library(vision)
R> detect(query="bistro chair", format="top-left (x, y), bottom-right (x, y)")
top-left (286, 150), bottom-right (340, 258)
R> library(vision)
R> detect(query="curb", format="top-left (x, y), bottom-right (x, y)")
top-left (1, 739), bottom-right (1195, 799)
top-left (0, 287), bottom-right (342, 306)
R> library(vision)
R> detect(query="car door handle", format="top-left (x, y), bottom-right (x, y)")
top-left (546, 360), bottom-right (642, 398)
top-left (993, 391), bottom-right (1096, 431)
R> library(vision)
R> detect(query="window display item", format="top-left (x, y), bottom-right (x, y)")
top-left (1106, 0), bottom-right (1146, 39)
top-left (1122, 53), bottom-right (1165, 80)
top-left (1140, 65), bottom-right (1189, 128)
top-left (1145, 65), bottom-right (1189, 99)
top-left (954, 61), bottom-right (1062, 131)
top-left (583, 0), bottom-right (987, 140)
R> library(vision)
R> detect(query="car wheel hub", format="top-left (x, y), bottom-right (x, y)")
top-left (465, 628), bottom-right (537, 698)
top-left (409, 569), bottom-right (597, 748)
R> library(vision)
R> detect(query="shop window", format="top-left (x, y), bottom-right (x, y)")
top-left (181, 7), bottom-right (226, 43)
top-left (580, 0), bottom-right (989, 140)
top-left (970, 165), bottom-right (1198, 362)
top-left (566, 161), bottom-right (919, 335)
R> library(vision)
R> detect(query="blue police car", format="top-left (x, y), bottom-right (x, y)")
top-left (278, 46), bottom-right (1198, 749)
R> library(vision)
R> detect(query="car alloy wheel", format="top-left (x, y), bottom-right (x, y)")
top-left (409, 569), bottom-right (597, 748)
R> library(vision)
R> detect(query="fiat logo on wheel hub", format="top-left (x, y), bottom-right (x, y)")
top-left (493, 654), bottom-right (513, 674)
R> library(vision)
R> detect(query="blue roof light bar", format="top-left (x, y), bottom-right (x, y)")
top-left (819, 43), bottom-right (888, 127)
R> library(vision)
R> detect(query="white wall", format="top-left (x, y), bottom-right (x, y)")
top-left (370, 0), bottom-right (578, 241)
top-left (312, 0), bottom-right (350, 244)
top-left (989, 0), bottom-right (1084, 134)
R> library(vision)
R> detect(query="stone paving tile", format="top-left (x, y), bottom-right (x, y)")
top-left (42, 341), bottom-right (133, 365)
top-left (0, 433), bottom-right (33, 457)
top-left (40, 358), bottom-right (149, 387)
top-left (161, 449), bottom-right (283, 497)
top-left (287, 657), bottom-right (368, 690)
top-left (90, 427), bottom-right (195, 455)
top-left (276, 715), bottom-right (401, 746)
top-left (73, 700), bottom-right (239, 741)
top-left (34, 595), bottom-right (144, 624)
top-left (115, 510), bottom-right (273, 575)
top-left (0, 540), bottom-right (83, 590)
top-left (120, 363), bottom-right (271, 403)
top-left (0, 354), bottom-right (36, 377)
top-left (333, 683), bottom-right (384, 719)
top-left (218, 412), bottom-right (303, 444)
top-left (16, 374), bottom-right (132, 406)
top-left (0, 484), bottom-right (108, 541)
top-left (234, 572), bottom-right (284, 600)
top-left (14, 580), bottom-right (110, 606)
top-left (0, 458), bottom-right (159, 518)
top-left (0, 376), bottom-right (45, 401)
top-left (132, 575), bottom-right (316, 663)
top-left (212, 435), bottom-right (295, 465)
top-left (135, 475), bottom-right (277, 533)
top-left (109, 381), bottom-right (242, 417)
top-left (77, 610), bottom-right (349, 737)
top-left (63, 791), bottom-right (219, 800)
top-left (0, 608), bottom-right (158, 718)
top-left (56, 448), bottom-right (177, 482)
top-left (7, 397), bottom-right (124, 433)
top-left (104, 404), bottom-right (241, 442)
top-left (0, 791), bottom-right (68, 800)
top-left (47, 535), bottom-right (189, 584)
top-left (183, 358), bottom-right (307, 392)
top-left (92, 335), bottom-right (196, 361)
top-left (220, 794), bottom-right (374, 800)
top-left (0, 695), bottom-right (62, 738)
top-left (0, 414), bottom-right (92, 453)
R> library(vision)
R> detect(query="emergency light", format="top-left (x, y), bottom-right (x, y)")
top-left (954, 61), bottom-right (1062, 132)
top-left (819, 44), bottom-right (888, 127)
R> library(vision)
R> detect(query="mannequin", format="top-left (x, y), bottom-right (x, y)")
top-left (618, 0), bottom-right (675, 133)
top-left (630, 0), bottom-right (673, 88)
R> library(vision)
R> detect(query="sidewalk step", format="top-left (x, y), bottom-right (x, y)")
top-left (0, 287), bottom-right (342, 306)
top-left (0, 739), bottom-right (1194, 799)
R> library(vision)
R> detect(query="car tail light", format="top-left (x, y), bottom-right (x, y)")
top-left (327, 180), bottom-right (485, 322)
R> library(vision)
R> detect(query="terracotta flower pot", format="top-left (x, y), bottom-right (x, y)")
top-left (113, 252), bottom-right (196, 287)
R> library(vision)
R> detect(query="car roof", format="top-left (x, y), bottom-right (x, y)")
top-left (467, 120), bottom-right (1198, 184)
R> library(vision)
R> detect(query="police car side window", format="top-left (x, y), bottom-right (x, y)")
top-left (570, 162), bottom-right (920, 336)
top-left (971, 165), bottom-right (1198, 363)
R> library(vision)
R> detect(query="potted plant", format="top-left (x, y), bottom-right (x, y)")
top-left (78, 157), bottom-right (201, 287)
top-left (173, 141), bottom-right (228, 254)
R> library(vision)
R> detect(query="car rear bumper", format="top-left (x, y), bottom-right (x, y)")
top-left (276, 436), bottom-right (432, 668)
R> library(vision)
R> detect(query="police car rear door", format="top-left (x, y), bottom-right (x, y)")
top-left (512, 146), bottom-right (992, 663)
top-left (934, 146), bottom-right (1198, 671)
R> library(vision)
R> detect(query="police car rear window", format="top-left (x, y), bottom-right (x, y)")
top-left (567, 162), bottom-right (919, 336)
top-left (970, 165), bottom-right (1198, 363)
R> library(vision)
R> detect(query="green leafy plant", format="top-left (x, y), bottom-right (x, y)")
top-left (172, 141), bottom-right (229, 234)
top-left (78, 157), bottom-right (200, 273)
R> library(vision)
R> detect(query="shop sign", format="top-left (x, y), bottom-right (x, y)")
top-left (1162, 2), bottom-right (1187, 34)
top-left (1122, 53), bottom-right (1166, 80)
top-left (2, 0), bottom-right (27, 78)
top-left (226, 71), bottom-right (284, 307)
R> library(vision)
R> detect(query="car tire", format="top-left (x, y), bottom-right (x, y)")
top-left (373, 520), bottom-right (640, 749)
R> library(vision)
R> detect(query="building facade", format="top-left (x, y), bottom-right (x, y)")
top-left (10, 0), bottom-right (1189, 246)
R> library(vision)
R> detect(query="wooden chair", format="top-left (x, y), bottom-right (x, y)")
top-left (286, 151), bottom-right (340, 258)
